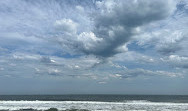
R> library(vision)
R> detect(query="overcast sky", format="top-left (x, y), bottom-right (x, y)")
top-left (0, 0), bottom-right (188, 95)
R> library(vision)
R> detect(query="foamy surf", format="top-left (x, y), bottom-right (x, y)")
top-left (0, 100), bottom-right (188, 111)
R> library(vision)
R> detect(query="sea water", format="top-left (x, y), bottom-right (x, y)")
top-left (0, 95), bottom-right (188, 111)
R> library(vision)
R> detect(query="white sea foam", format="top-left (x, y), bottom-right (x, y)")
top-left (0, 100), bottom-right (188, 111)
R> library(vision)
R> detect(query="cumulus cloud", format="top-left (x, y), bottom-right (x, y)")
top-left (0, 0), bottom-right (177, 58)
top-left (80, 0), bottom-right (176, 57)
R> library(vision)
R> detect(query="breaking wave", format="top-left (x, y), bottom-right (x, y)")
top-left (0, 100), bottom-right (188, 111)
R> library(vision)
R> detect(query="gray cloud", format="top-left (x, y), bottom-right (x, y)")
top-left (0, 0), bottom-right (177, 58)
top-left (134, 1), bottom-right (188, 56)
top-left (80, 0), bottom-right (176, 57)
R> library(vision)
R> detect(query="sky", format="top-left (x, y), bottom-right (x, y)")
top-left (0, 0), bottom-right (188, 95)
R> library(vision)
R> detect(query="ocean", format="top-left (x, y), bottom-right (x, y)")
top-left (0, 95), bottom-right (188, 111)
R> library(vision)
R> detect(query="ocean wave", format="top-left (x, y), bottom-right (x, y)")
top-left (0, 108), bottom-right (90, 111)
top-left (0, 100), bottom-right (188, 111)
top-left (122, 100), bottom-right (152, 103)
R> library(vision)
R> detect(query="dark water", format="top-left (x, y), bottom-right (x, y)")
top-left (0, 95), bottom-right (188, 103)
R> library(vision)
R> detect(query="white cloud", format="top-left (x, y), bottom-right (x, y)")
top-left (135, 29), bottom-right (186, 55)
top-left (112, 51), bottom-right (156, 64)
top-left (161, 55), bottom-right (188, 68)
top-left (78, 31), bottom-right (103, 51)
top-left (76, 5), bottom-right (85, 13)
top-left (110, 68), bottom-right (183, 79)
top-left (12, 53), bottom-right (40, 60)
top-left (54, 19), bottom-right (78, 34)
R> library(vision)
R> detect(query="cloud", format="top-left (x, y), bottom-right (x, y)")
top-left (24, 0), bottom-right (176, 58)
top-left (76, 5), bottom-right (85, 13)
top-left (40, 56), bottom-right (56, 64)
top-left (0, 0), bottom-right (177, 58)
top-left (111, 68), bottom-right (183, 79)
top-left (161, 55), bottom-right (188, 69)
top-left (83, 0), bottom-right (176, 57)
top-left (0, 0), bottom-right (94, 55)
top-left (135, 28), bottom-right (187, 55)
top-left (54, 19), bottom-right (78, 34)
top-left (0, 0), bottom-right (187, 82)
top-left (0, 49), bottom-right (184, 82)
top-left (112, 51), bottom-right (156, 64)
top-left (134, 1), bottom-right (188, 56)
